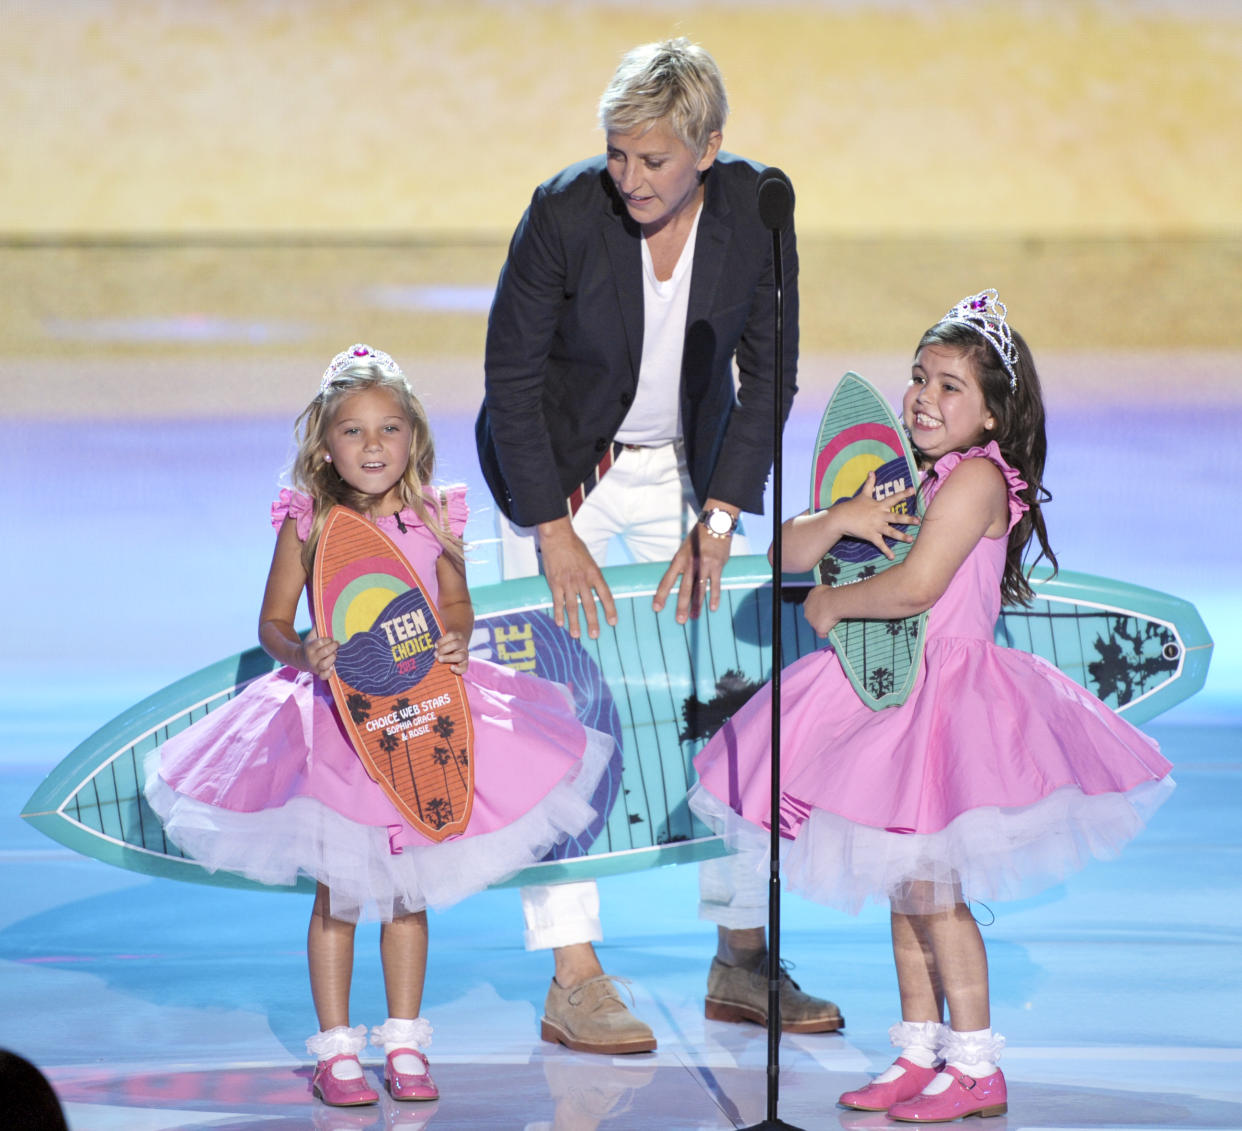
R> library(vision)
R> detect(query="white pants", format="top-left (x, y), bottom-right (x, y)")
top-left (503, 442), bottom-right (763, 950)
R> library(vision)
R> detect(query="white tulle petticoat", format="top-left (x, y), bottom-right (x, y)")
top-left (145, 725), bottom-right (611, 923)
top-left (688, 774), bottom-right (1175, 915)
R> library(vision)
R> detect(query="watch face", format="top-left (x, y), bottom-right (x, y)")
top-left (706, 509), bottom-right (734, 535)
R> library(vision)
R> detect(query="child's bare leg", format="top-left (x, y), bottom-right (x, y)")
top-left (837, 896), bottom-right (947, 1108)
top-left (374, 909), bottom-right (437, 1098)
top-left (380, 910), bottom-right (429, 1019)
top-left (920, 901), bottom-right (989, 1033)
top-left (884, 899), bottom-right (1005, 1117)
top-left (308, 884), bottom-right (356, 1029)
top-left (891, 905), bottom-right (945, 1023)
top-left (306, 885), bottom-right (375, 1101)
top-left (891, 879), bottom-right (987, 1031)
top-left (885, 901), bottom-right (947, 1072)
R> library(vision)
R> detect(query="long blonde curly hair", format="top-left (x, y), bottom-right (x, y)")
top-left (288, 359), bottom-right (464, 575)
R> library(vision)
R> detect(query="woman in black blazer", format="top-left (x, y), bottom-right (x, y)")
top-left (476, 37), bottom-right (839, 1057)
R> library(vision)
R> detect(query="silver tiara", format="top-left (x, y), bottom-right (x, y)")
top-left (939, 289), bottom-right (1018, 392)
top-left (320, 343), bottom-right (404, 392)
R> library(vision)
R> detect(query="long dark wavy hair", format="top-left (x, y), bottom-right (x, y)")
top-left (288, 361), bottom-right (464, 576)
top-left (913, 320), bottom-right (1057, 606)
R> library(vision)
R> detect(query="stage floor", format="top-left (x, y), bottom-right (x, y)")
top-left (3, 719), bottom-right (1241, 1129)
top-left (2, 238), bottom-right (1239, 1129)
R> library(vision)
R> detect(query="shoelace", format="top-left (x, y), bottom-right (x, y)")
top-left (743, 955), bottom-right (802, 988)
top-left (566, 973), bottom-right (638, 1011)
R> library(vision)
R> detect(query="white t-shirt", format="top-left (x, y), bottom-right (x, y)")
top-left (613, 205), bottom-right (703, 447)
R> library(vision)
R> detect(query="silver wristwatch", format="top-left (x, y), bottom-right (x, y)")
top-left (698, 506), bottom-right (739, 539)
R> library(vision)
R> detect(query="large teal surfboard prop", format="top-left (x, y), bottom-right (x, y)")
top-left (812, 371), bottom-right (927, 709)
top-left (22, 560), bottom-right (1212, 893)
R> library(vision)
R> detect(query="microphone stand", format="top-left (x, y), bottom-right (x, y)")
top-left (743, 167), bottom-right (805, 1131)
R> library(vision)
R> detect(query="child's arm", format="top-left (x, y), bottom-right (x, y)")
top-left (775, 471), bottom-right (920, 574)
top-left (802, 457), bottom-right (1008, 636)
top-left (258, 518), bottom-right (339, 678)
top-left (434, 552), bottom-right (475, 676)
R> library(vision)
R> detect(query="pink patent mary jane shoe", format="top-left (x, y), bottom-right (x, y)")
top-left (839, 1057), bottom-right (943, 1111)
top-left (312, 1053), bottom-right (379, 1106)
top-left (888, 1066), bottom-right (1007, 1122)
top-left (385, 1047), bottom-right (439, 1101)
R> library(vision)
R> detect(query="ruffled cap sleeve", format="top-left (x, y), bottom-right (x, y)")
top-left (930, 440), bottom-right (1028, 533)
top-left (439, 484), bottom-right (469, 540)
top-left (271, 488), bottom-right (314, 542)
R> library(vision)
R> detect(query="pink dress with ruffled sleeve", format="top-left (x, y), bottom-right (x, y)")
top-left (146, 486), bottom-right (611, 922)
top-left (690, 443), bottom-right (1174, 913)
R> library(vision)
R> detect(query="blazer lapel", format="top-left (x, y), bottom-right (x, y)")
top-left (688, 177), bottom-right (730, 329)
top-left (601, 205), bottom-right (644, 383)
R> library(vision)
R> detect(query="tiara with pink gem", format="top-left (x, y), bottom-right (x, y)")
top-left (320, 343), bottom-right (404, 392)
top-left (938, 289), bottom-right (1018, 392)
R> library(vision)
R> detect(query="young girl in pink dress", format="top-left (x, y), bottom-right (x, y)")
top-left (690, 292), bottom-right (1174, 1122)
top-left (146, 345), bottom-right (610, 1109)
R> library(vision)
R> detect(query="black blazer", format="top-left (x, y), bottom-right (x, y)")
top-left (476, 152), bottom-right (798, 527)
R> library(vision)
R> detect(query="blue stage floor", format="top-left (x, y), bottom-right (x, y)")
top-left (2, 389), bottom-right (1239, 1128)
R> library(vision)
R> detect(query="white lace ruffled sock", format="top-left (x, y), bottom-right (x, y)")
top-left (921, 1026), bottom-right (1006, 1094)
top-left (872, 1019), bottom-right (944, 1083)
top-left (371, 1016), bottom-right (434, 1075)
top-left (306, 1024), bottom-right (368, 1079)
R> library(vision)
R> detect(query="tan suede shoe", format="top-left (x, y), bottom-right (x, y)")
top-left (540, 975), bottom-right (658, 1054)
top-left (705, 956), bottom-right (844, 1033)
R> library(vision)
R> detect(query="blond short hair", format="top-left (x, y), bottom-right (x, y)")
top-left (598, 37), bottom-right (728, 156)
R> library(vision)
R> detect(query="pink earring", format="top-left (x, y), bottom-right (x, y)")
top-left (324, 454), bottom-right (333, 463)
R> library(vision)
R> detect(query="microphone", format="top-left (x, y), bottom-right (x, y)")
top-left (756, 166), bottom-right (794, 230)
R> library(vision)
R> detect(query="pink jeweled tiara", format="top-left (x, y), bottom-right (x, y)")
top-left (320, 344), bottom-right (404, 392)
top-left (938, 289), bottom-right (1018, 392)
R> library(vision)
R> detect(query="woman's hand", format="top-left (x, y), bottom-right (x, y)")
top-left (435, 631), bottom-right (470, 675)
top-left (537, 516), bottom-right (617, 640)
top-left (802, 584), bottom-right (843, 638)
top-left (655, 524), bottom-right (733, 623)
top-left (831, 471), bottom-right (919, 561)
top-left (300, 630), bottom-right (339, 679)
top-left (654, 501), bottom-right (738, 623)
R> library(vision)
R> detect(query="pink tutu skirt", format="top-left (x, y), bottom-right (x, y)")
top-left (691, 636), bottom-right (1174, 914)
top-left (146, 658), bottom-right (612, 922)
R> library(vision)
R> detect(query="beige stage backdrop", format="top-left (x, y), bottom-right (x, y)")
top-left (3, 0), bottom-right (1240, 414)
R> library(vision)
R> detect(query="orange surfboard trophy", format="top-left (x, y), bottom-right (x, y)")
top-left (312, 505), bottom-right (474, 842)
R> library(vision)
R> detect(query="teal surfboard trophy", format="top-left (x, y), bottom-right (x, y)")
top-left (22, 559), bottom-right (1211, 893)
top-left (811, 371), bottom-right (927, 708)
